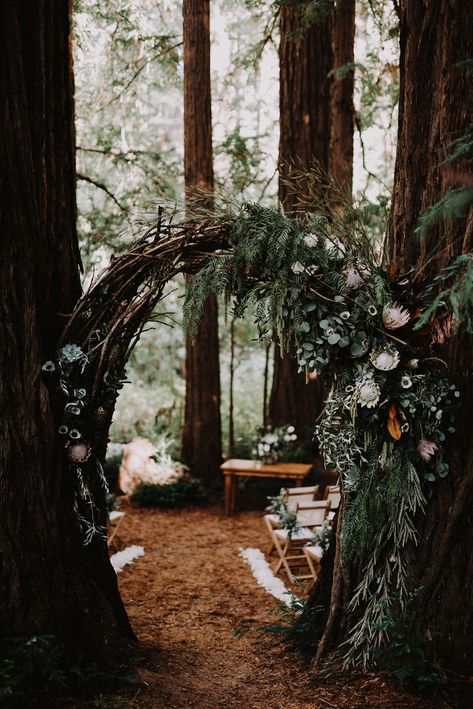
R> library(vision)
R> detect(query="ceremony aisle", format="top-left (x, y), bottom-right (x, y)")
top-left (111, 506), bottom-right (440, 709)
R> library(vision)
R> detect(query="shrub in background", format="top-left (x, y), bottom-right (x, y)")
top-left (130, 477), bottom-right (206, 508)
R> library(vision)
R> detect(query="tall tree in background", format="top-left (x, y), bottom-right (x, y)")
top-left (0, 1), bottom-right (133, 654)
top-left (329, 0), bottom-right (355, 193)
top-left (270, 0), bottom-right (355, 436)
top-left (181, 0), bottom-right (222, 485)
top-left (309, 0), bottom-right (473, 672)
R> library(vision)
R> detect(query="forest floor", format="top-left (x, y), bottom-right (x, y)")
top-left (100, 505), bottom-right (470, 709)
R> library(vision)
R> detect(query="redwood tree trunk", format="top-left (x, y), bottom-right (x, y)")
top-left (310, 0), bottom-right (473, 674)
top-left (0, 0), bottom-right (133, 654)
top-left (329, 0), bottom-right (355, 193)
top-left (181, 0), bottom-right (222, 485)
top-left (269, 1), bottom-right (334, 436)
top-left (388, 0), bottom-right (473, 672)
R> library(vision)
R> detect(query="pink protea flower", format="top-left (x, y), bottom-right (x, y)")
top-left (418, 439), bottom-right (438, 462)
top-left (67, 439), bottom-right (93, 463)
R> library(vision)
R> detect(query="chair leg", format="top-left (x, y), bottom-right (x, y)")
top-left (264, 516), bottom-right (277, 556)
top-left (273, 535), bottom-right (295, 583)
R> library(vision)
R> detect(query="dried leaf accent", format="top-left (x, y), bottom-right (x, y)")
top-left (387, 403), bottom-right (402, 440)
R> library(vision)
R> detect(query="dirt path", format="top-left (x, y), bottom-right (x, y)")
top-left (113, 506), bottom-right (449, 709)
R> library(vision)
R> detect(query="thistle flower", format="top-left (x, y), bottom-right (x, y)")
top-left (382, 302), bottom-right (410, 330)
top-left (357, 380), bottom-right (381, 408)
top-left (369, 346), bottom-right (400, 371)
top-left (418, 439), bottom-right (438, 462)
top-left (59, 343), bottom-right (86, 364)
top-left (343, 267), bottom-right (364, 290)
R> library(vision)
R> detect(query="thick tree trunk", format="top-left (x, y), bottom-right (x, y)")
top-left (269, 1), bottom-right (334, 436)
top-left (329, 0), bottom-right (355, 193)
top-left (181, 0), bottom-right (222, 485)
top-left (309, 0), bottom-right (473, 674)
top-left (388, 0), bottom-right (473, 673)
top-left (0, 0), bottom-right (133, 654)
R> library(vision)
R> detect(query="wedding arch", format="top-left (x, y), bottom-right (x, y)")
top-left (44, 194), bottom-right (460, 666)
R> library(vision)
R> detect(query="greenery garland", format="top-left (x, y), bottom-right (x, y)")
top-left (183, 198), bottom-right (461, 665)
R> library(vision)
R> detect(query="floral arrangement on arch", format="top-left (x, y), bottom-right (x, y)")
top-left (252, 424), bottom-right (297, 464)
top-left (183, 199), bottom-right (461, 663)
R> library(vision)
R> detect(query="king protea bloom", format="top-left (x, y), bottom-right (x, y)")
top-left (369, 346), bottom-right (400, 371)
top-left (343, 266), bottom-right (364, 290)
top-left (382, 302), bottom-right (411, 329)
top-left (418, 439), bottom-right (438, 462)
top-left (357, 380), bottom-right (381, 408)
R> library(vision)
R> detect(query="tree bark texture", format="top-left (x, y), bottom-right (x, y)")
top-left (181, 0), bottom-right (222, 485)
top-left (309, 0), bottom-right (473, 673)
top-left (0, 0), bottom-right (133, 653)
top-left (389, 0), bottom-right (473, 673)
top-left (270, 1), bottom-right (334, 436)
top-left (329, 0), bottom-right (355, 193)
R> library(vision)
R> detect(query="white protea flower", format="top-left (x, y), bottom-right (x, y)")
top-left (369, 346), bottom-right (400, 371)
top-left (357, 380), bottom-right (381, 408)
top-left (343, 266), bottom-right (364, 290)
top-left (291, 261), bottom-right (305, 274)
top-left (304, 233), bottom-right (318, 248)
top-left (382, 302), bottom-right (410, 330)
top-left (406, 358), bottom-right (419, 369)
top-left (418, 439), bottom-right (438, 462)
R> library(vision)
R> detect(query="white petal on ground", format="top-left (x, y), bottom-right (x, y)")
top-left (239, 547), bottom-right (293, 606)
top-left (110, 545), bottom-right (145, 573)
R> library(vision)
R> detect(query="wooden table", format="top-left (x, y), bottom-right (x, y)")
top-left (221, 458), bottom-right (313, 516)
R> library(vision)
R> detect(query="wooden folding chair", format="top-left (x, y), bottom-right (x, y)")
top-left (264, 485), bottom-right (319, 555)
top-left (303, 544), bottom-right (323, 586)
top-left (325, 485), bottom-right (340, 523)
top-left (272, 500), bottom-right (330, 582)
